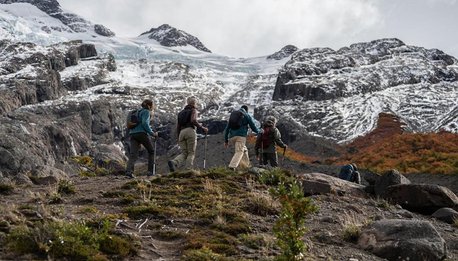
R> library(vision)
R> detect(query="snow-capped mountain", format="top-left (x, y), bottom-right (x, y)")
top-left (271, 38), bottom-right (458, 143)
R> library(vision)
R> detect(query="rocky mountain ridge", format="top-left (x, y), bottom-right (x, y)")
top-left (139, 24), bottom-right (211, 53)
top-left (269, 38), bottom-right (458, 143)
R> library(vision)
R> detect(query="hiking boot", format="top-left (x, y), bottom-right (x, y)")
top-left (126, 173), bottom-right (136, 179)
top-left (167, 160), bottom-right (176, 172)
top-left (146, 172), bottom-right (154, 177)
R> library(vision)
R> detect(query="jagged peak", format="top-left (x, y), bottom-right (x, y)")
top-left (267, 45), bottom-right (298, 60)
top-left (139, 24), bottom-right (211, 53)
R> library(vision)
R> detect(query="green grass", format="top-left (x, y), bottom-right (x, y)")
top-left (6, 219), bottom-right (137, 260)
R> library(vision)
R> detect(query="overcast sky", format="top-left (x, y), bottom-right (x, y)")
top-left (58, 0), bottom-right (458, 58)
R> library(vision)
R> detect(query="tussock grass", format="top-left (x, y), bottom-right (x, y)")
top-left (341, 212), bottom-right (369, 243)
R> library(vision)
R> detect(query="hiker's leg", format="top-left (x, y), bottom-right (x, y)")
top-left (138, 133), bottom-right (155, 174)
top-left (269, 153), bottom-right (279, 167)
top-left (172, 128), bottom-right (189, 168)
top-left (126, 135), bottom-right (140, 175)
top-left (229, 136), bottom-right (245, 168)
top-left (184, 128), bottom-right (197, 169)
top-left (262, 153), bottom-right (268, 165)
top-left (239, 141), bottom-right (251, 169)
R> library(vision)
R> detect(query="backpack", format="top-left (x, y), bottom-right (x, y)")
top-left (126, 109), bottom-right (142, 129)
top-left (339, 164), bottom-right (354, 181)
top-left (177, 107), bottom-right (193, 126)
top-left (228, 110), bottom-right (244, 130)
top-left (261, 126), bottom-right (273, 149)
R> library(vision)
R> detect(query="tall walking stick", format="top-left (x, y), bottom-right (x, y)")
top-left (203, 133), bottom-right (208, 169)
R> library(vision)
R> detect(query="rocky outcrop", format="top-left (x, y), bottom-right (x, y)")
top-left (0, 40), bottom-right (113, 115)
top-left (384, 184), bottom-right (458, 214)
top-left (267, 45), bottom-right (298, 60)
top-left (432, 207), bottom-right (458, 224)
top-left (94, 24), bottom-right (115, 37)
top-left (358, 219), bottom-right (447, 261)
top-left (0, 99), bottom-right (127, 181)
top-left (298, 172), bottom-right (367, 197)
top-left (375, 169), bottom-right (411, 196)
top-left (140, 24), bottom-right (211, 53)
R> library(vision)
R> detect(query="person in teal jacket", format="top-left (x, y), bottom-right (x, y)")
top-left (125, 99), bottom-right (158, 178)
top-left (224, 105), bottom-right (261, 170)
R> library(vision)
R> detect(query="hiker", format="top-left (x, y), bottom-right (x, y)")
top-left (168, 96), bottom-right (208, 172)
top-left (125, 99), bottom-right (158, 178)
top-left (339, 163), bottom-right (361, 184)
top-left (255, 116), bottom-right (287, 167)
top-left (224, 105), bottom-right (261, 171)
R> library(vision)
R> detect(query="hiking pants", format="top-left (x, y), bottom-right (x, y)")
top-left (262, 152), bottom-right (278, 167)
top-left (171, 127), bottom-right (197, 169)
top-left (228, 136), bottom-right (250, 169)
top-left (126, 132), bottom-right (154, 175)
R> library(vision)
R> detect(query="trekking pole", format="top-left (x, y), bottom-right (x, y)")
top-left (153, 137), bottom-right (157, 175)
top-left (259, 135), bottom-right (263, 167)
top-left (152, 104), bottom-right (158, 176)
top-left (203, 133), bottom-right (208, 170)
top-left (280, 147), bottom-right (286, 167)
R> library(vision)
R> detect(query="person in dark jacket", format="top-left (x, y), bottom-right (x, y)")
top-left (255, 116), bottom-right (287, 167)
top-left (125, 99), bottom-right (158, 178)
top-left (168, 96), bottom-right (208, 172)
top-left (339, 163), bottom-right (361, 184)
top-left (224, 105), bottom-right (261, 170)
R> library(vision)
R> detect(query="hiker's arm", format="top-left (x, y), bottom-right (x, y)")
top-left (274, 128), bottom-right (287, 148)
top-left (141, 110), bottom-right (154, 136)
top-left (191, 109), bottom-right (208, 133)
top-left (247, 115), bottom-right (260, 134)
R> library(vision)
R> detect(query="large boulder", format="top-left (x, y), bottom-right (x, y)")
top-left (431, 208), bottom-right (458, 224)
top-left (358, 219), bottom-right (447, 261)
top-left (384, 184), bottom-right (458, 214)
top-left (375, 169), bottom-right (411, 196)
top-left (298, 172), bottom-right (367, 197)
top-left (30, 166), bottom-right (68, 185)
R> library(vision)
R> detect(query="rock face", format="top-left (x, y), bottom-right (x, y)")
top-left (0, 40), bottom-right (105, 115)
top-left (267, 45), bottom-right (298, 60)
top-left (140, 24), bottom-right (211, 53)
top-left (358, 219), bottom-right (447, 261)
